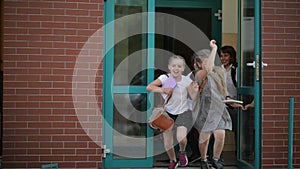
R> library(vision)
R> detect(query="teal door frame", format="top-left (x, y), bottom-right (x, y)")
top-left (253, 0), bottom-right (262, 168)
top-left (237, 0), bottom-right (262, 168)
top-left (103, 0), bottom-right (221, 168)
top-left (103, 0), bottom-right (155, 168)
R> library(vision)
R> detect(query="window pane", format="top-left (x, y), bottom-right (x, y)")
top-left (239, 94), bottom-right (255, 164)
top-left (240, 0), bottom-right (254, 87)
top-left (239, 0), bottom-right (255, 164)
top-left (114, 0), bottom-right (148, 85)
top-left (113, 93), bottom-right (147, 159)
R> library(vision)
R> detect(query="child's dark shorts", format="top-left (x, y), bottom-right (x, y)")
top-left (167, 110), bottom-right (193, 131)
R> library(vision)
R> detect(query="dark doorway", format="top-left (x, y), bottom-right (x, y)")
top-left (155, 7), bottom-right (212, 72)
top-left (153, 6), bottom-right (237, 168)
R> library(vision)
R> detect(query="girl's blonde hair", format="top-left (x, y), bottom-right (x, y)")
top-left (168, 55), bottom-right (186, 67)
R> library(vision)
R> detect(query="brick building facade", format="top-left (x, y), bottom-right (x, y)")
top-left (261, 0), bottom-right (300, 168)
top-left (2, 0), bottom-right (104, 168)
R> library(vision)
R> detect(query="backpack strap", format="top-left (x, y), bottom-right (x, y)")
top-left (161, 73), bottom-right (172, 106)
top-left (231, 65), bottom-right (237, 87)
top-left (198, 78), bottom-right (207, 93)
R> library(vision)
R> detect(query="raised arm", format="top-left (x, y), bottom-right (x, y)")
top-left (205, 40), bottom-right (218, 73)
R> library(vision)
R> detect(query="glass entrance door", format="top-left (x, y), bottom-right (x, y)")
top-left (237, 0), bottom-right (262, 168)
top-left (103, 0), bottom-right (221, 168)
top-left (103, 0), bottom-right (154, 168)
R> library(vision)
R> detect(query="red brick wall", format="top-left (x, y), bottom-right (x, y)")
top-left (262, 0), bottom-right (300, 168)
top-left (3, 0), bottom-right (104, 168)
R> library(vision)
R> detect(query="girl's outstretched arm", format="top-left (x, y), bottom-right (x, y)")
top-left (146, 78), bottom-right (172, 96)
top-left (205, 40), bottom-right (218, 73)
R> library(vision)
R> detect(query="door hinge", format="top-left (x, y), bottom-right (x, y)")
top-left (214, 10), bottom-right (222, 20)
top-left (102, 145), bottom-right (110, 158)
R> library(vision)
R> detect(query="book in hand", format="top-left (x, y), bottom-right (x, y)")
top-left (222, 99), bottom-right (243, 104)
top-left (161, 75), bottom-right (177, 99)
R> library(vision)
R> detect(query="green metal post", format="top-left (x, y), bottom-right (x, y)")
top-left (288, 97), bottom-right (294, 169)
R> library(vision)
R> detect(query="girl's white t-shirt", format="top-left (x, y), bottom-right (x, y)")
top-left (158, 74), bottom-right (192, 115)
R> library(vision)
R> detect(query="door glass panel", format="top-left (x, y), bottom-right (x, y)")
top-left (114, 0), bottom-right (148, 85)
top-left (113, 94), bottom-right (147, 159)
top-left (239, 94), bottom-right (255, 164)
top-left (239, 0), bottom-right (255, 165)
top-left (112, 0), bottom-right (148, 160)
top-left (240, 0), bottom-right (254, 87)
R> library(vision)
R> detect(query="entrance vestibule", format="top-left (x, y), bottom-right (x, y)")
top-left (103, 0), bottom-right (260, 168)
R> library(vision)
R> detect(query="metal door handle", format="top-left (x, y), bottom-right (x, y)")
top-left (246, 61), bottom-right (268, 68)
top-left (246, 61), bottom-right (255, 68)
top-left (262, 62), bottom-right (268, 68)
top-left (102, 145), bottom-right (110, 158)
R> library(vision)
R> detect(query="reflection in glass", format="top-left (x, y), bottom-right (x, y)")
top-left (114, 0), bottom-right (147, 85)
top-left (239, 0), bottom-right (256, 164)
top-left (239, 95), bottom-right (255, 164)
top-left (113, 94), bottom-right (147, 159)
top-left (240, 0), bottom-right (254, 87)
top-left (129, 68), bottom-right (167, 112)
top-left (112, 0), bottom-right (148, 160)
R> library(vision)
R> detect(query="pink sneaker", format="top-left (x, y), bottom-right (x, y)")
top-left (168, 160), bottom-right (178, 169)
top-left (178, 151), bottom-right (188, 166)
